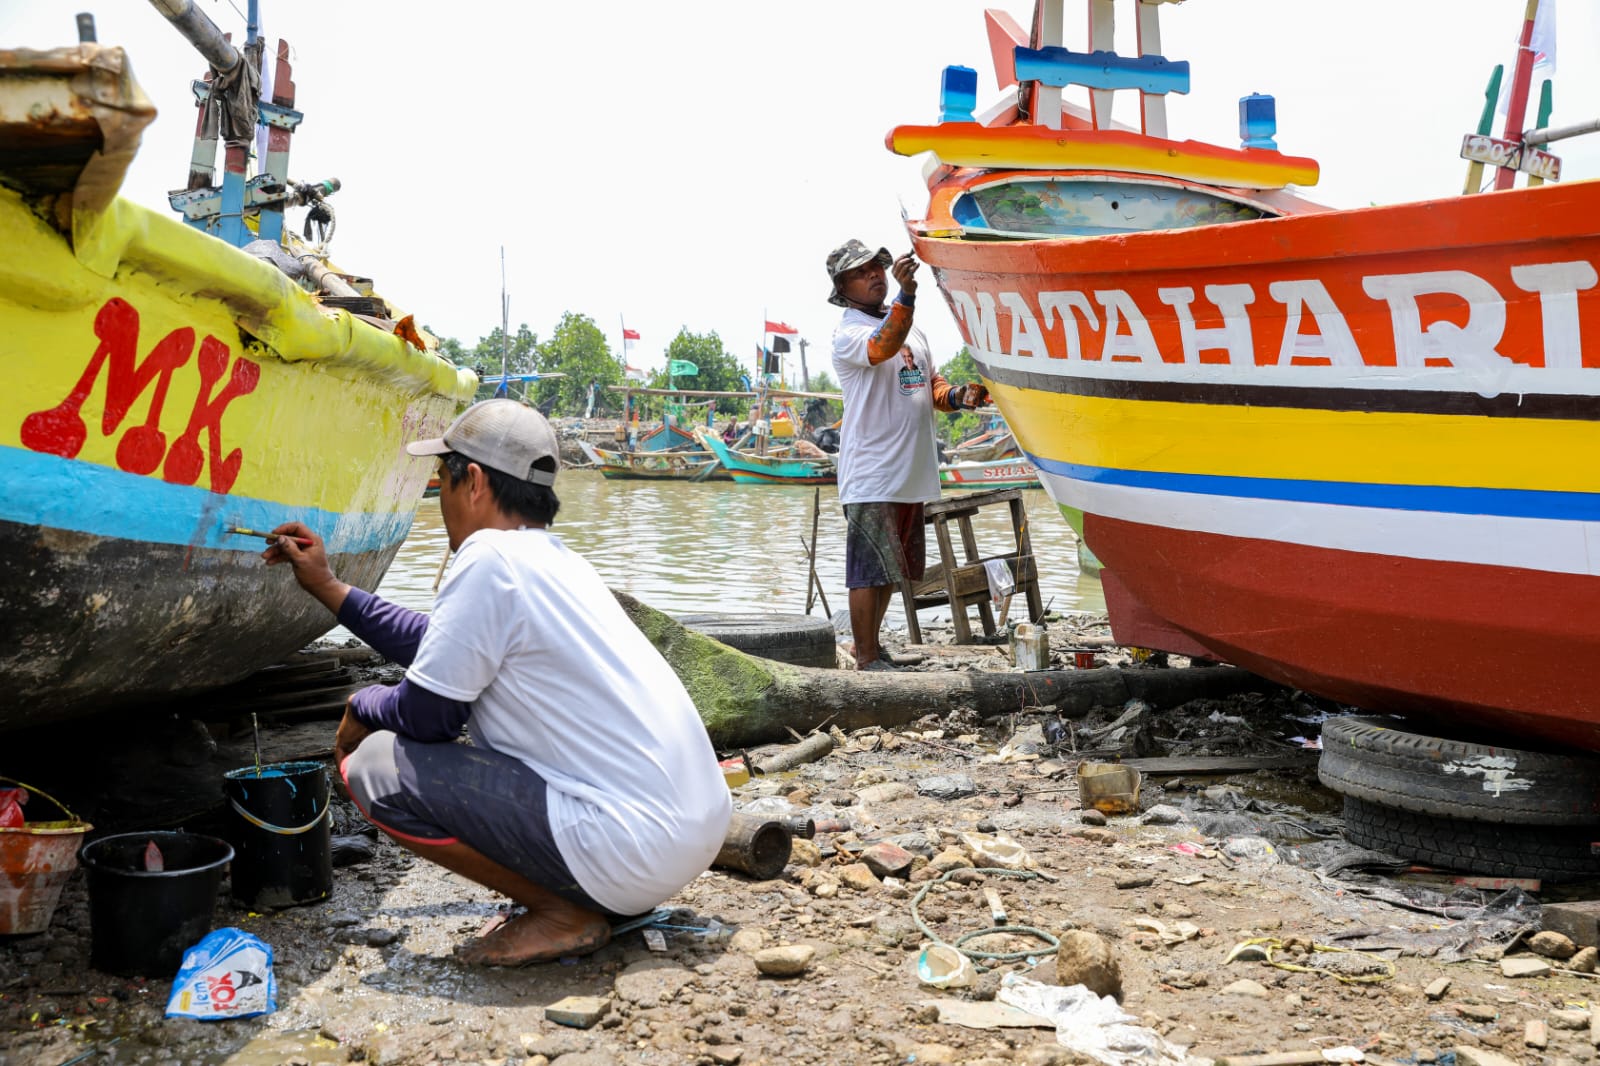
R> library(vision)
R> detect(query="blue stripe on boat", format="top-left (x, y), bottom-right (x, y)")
top-left (0, 445), bottom-right (414, 552)
top-left (1031, 455), bottom-right (1600, 521)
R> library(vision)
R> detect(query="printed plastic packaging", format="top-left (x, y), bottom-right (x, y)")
top-left (165, 927), bottom-right (277, 1020)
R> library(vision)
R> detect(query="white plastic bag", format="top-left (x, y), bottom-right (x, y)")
top-left (998, 974), bottom-right (1184, 1066)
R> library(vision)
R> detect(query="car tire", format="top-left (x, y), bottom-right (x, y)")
top-left (1318, 715), bottom-right (1600, 826)
top-left (673, 613), bottom-right (838, 669)
top-left (1340, 796), bottom-right (1600, 883)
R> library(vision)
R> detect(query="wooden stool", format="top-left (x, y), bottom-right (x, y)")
top-left (898, 487), bottom-right (1043, 644)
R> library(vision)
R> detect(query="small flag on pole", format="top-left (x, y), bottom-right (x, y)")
top-left (623, 328), bottom-right (641, 341)
top-left (771, 336), bottom-right (791, 354)
top-left (764, 320), bottom-right (799, 335)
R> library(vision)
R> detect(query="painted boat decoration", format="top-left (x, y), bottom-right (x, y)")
top-left (0, 6), bottom-right (475, 729)
top-left (939, 458), bottom-right (1040, 491)
top-left (891, 0), bottom-right (1600, 750)
top-left (693, 428), bottom-right (837, 486)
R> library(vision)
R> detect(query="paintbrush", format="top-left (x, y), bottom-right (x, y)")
top-left (228, 527), bottom-right (314, 548)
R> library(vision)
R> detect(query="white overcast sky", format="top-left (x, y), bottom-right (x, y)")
top-left (8, 1), bottom-right (1597, 377)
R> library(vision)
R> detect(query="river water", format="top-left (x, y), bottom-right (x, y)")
top-left (372, 472), bottom-right (1104, 628)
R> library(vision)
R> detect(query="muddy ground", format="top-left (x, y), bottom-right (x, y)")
top-left (5, 617), bottom-right (1599, 1066)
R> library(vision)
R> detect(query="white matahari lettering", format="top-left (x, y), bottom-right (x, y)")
top-left (946, 260), bottom-right (1594, 371)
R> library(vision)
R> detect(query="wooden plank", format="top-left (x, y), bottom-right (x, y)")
top-left (1120, 753), bottom-right (1319, 775)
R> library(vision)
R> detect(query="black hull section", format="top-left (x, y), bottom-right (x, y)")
top-left (0, 518), bottom-right (402, 730)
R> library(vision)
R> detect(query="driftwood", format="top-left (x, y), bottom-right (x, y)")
top-left (614, 591), bottom-right (1279, 748)
top-left (754, 733), bottom-right (835, 775)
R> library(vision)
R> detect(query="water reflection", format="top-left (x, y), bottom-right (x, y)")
top-left (374, 472), bottom-right (1104, 627)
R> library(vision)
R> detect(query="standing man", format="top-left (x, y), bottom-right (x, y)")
top-left (827, 239), bottom-right (988, 671)
top-left (264, 399), bottom-right (731, 965)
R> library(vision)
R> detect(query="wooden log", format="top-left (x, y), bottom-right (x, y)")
top-left (713, 813), bottom-right (791, 880)
top-left (613, 591), bottom-right (1279, 749)
top-left (755, 733), bottom-right (835, 775)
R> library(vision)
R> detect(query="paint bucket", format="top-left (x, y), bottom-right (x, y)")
top-left (1076, 762), bottom-right (1143, 816)
top-left (1012, 623), bottom-right (1049, 671)
top-left (223, 760), bottom-right (332, 909)
top-left (0, 777), bottom-right (91, 936)
top-left (78, 831), bottom-right (233, 976)
top-left (1072, 649), bottom-right (1098, 670)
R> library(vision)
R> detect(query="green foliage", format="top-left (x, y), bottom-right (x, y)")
top-left (532, 312), bottom-right (623, 415)
top-left (807, 368), bottom-right (839, 395)
top-left (458, 325), bottom-right (539, 401)
top-left (663, 329), bottom-right (748, 415)
top-left (937, 346), bottom-right (983, 444)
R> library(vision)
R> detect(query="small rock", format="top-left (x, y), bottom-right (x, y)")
top-left (928, 848), bottom-right (975, 873)
top-left (1455, 1047), bottom-right (1522, 1066)
top-left (1530, 931), bottom-right (1578, 960)
top-left (1527, 1020), bottom-right (1550, 1049)
top-left (1079, 810), bottom-right (1108, 827)
top-left (911, 1043), bottom-right (958, 1065)
top-left (729, 929), bottom-right (765, 954)
top-left (708, 1049), bottom-right (743, 1066)
top-left (1549, 1009), bottom-right (1590, 1030)
top-left (917, 774), bottom-right (978, 800)
top-left (366, 928), bottom-right (399, 948)
top-left (1050, 929), bottom-right (1122, 1000)
top-left (1140, 804), bottom-right (1185, 825)
top-left (753, 944), bottom-right (815, 977)
top-left (1502, 956), bottom-right (1552, 978)
top-left (859, 842), bottom-right (915, 879)
top-left (1459, 1004), bottom-right (1500, 1023)
top-left (1113, 874), bottom-right (1155, 890)
top-left (1425, 977), bottom-right (1452, 1001)
top-left (1068, 827), bottom-right (1118, 845)
top-left (545, 996), bottom-right (610, 1030)
top-left (1221, 979), bottom-right (1271, 999)
top-left (787, 838), bottom-right (822, 867)
top-left (613, 960), bottom-right (694, 1007)
top-left (1571, 946), bottom-right (1599, 973)
top-left (837, 863), bottom-right (881, 892)
top-left (855, 782), bottom-right (916, 805)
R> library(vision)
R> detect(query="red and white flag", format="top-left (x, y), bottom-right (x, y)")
top-left (764, 320), bottom-right (798, 336)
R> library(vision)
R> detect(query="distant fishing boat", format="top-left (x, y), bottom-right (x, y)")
top-left (693, 428), bottom-right (836, 486)
top-left (577, 440), bottom-right (724, 481)
top-left (0, 3), bottom-right (475, 729)
top-left (891, 0), bottom-right (1600, 750)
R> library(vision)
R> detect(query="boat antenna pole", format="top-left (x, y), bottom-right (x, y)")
top-left (1494, 0), bottom-right (1541, 191)
top-left (499, 247), bottom-right (510, 398)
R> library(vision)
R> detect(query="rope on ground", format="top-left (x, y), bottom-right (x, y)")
top-left (910, 866), bottom-right (1060, 968)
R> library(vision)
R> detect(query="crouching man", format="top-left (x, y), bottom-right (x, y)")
top-left (266, 399), bottom-right (732, 965)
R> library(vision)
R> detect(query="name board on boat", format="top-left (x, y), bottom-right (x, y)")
top-left (1461, 134), bottom-right (1561, 182)
top-left (19, 297), bottom-right (260, 495)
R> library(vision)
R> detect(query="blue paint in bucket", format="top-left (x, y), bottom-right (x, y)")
top-left (223, 760), bottom-right (332, 909)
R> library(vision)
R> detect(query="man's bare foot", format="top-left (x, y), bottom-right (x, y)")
top-left (457, 904), bottom-right (611, 967)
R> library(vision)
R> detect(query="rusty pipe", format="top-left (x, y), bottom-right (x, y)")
top-left (147, 0), bottom-right (240, 74)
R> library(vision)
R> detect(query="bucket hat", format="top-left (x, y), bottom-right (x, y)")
top-left (825, 239), bottom-right (893, 307)
top-left (406, 399), bottom-right (560, 486)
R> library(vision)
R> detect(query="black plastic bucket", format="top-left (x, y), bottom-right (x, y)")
top-left (223, 760), bottom-right (332, 909)
top-left (78, 831), bottom-right (233, 977)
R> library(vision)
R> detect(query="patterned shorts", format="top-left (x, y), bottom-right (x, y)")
top-left (843, 501), bottom-right (926, 589)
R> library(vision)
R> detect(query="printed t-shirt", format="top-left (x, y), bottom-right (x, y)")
top-left (405, 527), bottom-right (732, 915)
top-left (831, 306), bottom-right (942, 505)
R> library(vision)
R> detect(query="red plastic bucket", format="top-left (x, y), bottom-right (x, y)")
top-left (0, 777), bottom-right (92, 936)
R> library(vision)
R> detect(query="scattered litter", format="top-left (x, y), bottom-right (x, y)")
top-left (1132, 918), bottom-right (1200, 945)
top-left (920, 998), bottom-right (1054, 1030)
top-left (1140, 804), bottom-right (1185, 826)
top-left (960, 831), bottom-right (1033, 870)
top-left (1220, 836), bottom-right (1278, 863)
top-left (1221, 936), bottom-right (1395, 985)
top-left (165, 928), bottom-right (276, 1020)
top-left (998, 973), bottom-right (1186, 1066)
top-left (918, 943), bottom-right (977, 988)
top-left (1077, 763), bottom-right (1141, 815)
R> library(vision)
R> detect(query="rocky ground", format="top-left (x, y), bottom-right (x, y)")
top-left (5, 618), bottom-right (1600, 1066)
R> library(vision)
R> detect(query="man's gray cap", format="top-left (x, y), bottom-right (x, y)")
top-left (825, 238), bottom-right (893, 307)
top-left (406, 398), bottom-right (559, 486)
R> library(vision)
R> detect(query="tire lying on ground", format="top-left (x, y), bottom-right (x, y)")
top-left (1340, 795), bottom-right (1600, 882)
top-left (672, 613), bottom-right (839, 670)
top-left (1318, 715), bottom-right (1600, 826)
